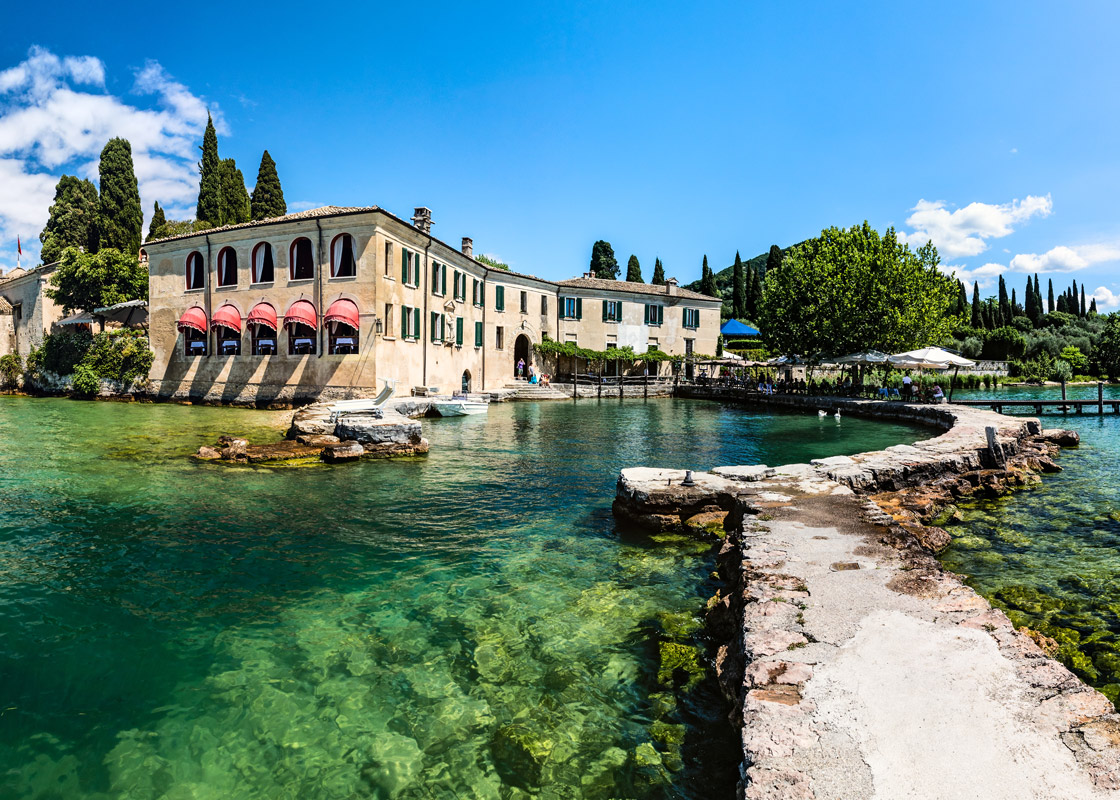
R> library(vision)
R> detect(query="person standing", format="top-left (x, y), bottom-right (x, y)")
top-left (517, 358), bottom-right (526, 378)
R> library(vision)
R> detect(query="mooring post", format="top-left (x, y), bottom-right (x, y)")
top-left (1062, 380), bottom-right (1067, 414)
top-left (1099, 381), bottom-right (1105, 415)
top-left (985, 426), bottom-right (1005, 467)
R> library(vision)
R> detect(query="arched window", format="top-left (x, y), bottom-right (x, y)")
top-left (325, 298), bottom-right (359, 354)
top-left (247, 302), bottom-right (278, 355)
top-left (290, 237), bottom-right (314, 280)
top-left (284, 299), bottom-right (317, 355)
top-left (211, 303), bottom-right (242, 355)
top-left (331, 234), bottom-right (356, 278)
top-left (185, 252), bottom-right (205, 290)
top-left (252, 242), bottom-right (274, 283)
top-left (217, 247), bottom-right (237, 287)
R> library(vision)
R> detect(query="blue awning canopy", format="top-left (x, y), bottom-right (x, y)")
top-left (720, 319), bottom-right (759, 336)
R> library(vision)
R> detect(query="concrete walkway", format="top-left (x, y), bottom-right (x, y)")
top-left (737, 485), bottom-right (1118, 799)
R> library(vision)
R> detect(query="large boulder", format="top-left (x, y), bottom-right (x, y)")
top-left (322, 441), bottom-right (364, 463)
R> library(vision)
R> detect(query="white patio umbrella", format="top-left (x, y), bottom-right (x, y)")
top-left (890, 347), bottom-right (974, 401)
top-left (834, 350), bottom-right (889, 365)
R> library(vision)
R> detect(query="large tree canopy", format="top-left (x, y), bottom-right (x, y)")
top-left (757, 222), bottom-right (958, 358)
top-left (250, 150), bottom-right (287, 220)
top-left (651, 257), bottom-right (666, 285)
top-left (46, 247), bottom-right (148, 315)
top-left (97, 138), bottom-right (143, 255)
top-left (625, 254), bottom-right (643, 282)
top-left (699, 255), bottom-right (718, 297)
top-left (731, 251), bottom-right (745, 319)
top-left (39, 175), bottom-right (99, 264)
top-left (219, 158), bottom-right (251, 225)
top-left (589, 240), bottom-right (619, 279)
top-left (196, 114), bottom-right (222, 228)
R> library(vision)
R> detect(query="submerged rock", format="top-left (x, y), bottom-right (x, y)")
top-left (490, 723), bottom-right (553, 790)
top-left (321, 441), bottom-right (364, 463)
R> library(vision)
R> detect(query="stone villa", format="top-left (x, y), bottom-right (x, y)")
top-left (137, 205), bottom-right (721, 404)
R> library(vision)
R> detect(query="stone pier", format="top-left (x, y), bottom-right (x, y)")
top-left (614, 400), bottom-right (1120, 799)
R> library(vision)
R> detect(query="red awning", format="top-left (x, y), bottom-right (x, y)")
top-left (247, 302), bottom-right (278, 332)
top-left (284, 299), bottom-right (317, 329)
top-left (176, 306), bottom-right (208, 334)
top-left (324, 298), bottom-right (360, 329)
top-left (211, 304), bottom-right (242, 333)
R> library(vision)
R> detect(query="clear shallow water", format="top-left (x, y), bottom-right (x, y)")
top-left (0, 396), bottom-right (925, 799)
top-left (944, 386), bottom-right (1120, 704)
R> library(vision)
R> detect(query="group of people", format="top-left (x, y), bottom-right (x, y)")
top-left (702, 368), bottom-right (948, 403)
top-left (516, 358), bottom-right (550, 387)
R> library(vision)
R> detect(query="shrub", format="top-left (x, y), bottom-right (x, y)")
top-left (79, 330), bottom-right (154, 386)
top-left (42, 328), bottom-right (93, 375)
top-left (0, 354), bottom-right (21, 390)
top-left (24, 347), bottom-right (42, 380)
top-left (1059, 346), bottom-right (1089, 375)
top-left (1050, 359), bottom-right (1073, 383)
top-left (70, 363), bottom-right (101, 396)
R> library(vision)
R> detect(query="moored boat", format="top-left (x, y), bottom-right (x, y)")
top-left (433, 399), bottom-right (489, 416)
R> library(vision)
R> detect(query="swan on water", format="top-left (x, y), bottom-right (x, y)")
top-left (818, 409), bottom-right (828, 417)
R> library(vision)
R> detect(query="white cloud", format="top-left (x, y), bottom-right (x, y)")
top-left (940, 261), bottom-right (1008, 291)
top-left (1008, 244), bottom-right (1120, 273)
top-left (897, 194), bottom-right (1052, 259)
top-left (0, 46), bottom-right (221, 271)
top-left (1089, 286), bottom-right (1120, 312)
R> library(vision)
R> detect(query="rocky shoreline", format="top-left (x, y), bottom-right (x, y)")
top-left (614, 397), bottom-right (1120, 799)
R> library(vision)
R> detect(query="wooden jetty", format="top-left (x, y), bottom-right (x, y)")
top-left (954, 383), bottom-right (1118, 415)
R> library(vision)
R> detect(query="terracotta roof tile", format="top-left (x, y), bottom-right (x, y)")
top-left (557, 276), bottom-right (718, 302)
top-left (145, 206), bottom-right (377, 245)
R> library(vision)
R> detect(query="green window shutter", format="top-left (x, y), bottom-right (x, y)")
top-left (659, 306), bottom-right (664, 325)
top-left (402, 306), bottom-right (409, 338)
top-left (615, 302), bottom-right (623, 322)
top-left (496, 286), bottom-right (505, 311)
top-left (442, 264), bottom-right (447, 296)
top-left (414, 307), bottom-right (420, 339)
top-left (644, 304), bottom-right (650, 324)
top-left (475, 320), bottom-right (483, 347)
top-left (602, 300), bottom-right (609, 322)
top-left (576, 297), bottom-right (582, 319)
top-left (456, 317), bottom-right (464, 346)
top-left (402, 250), bottom-right (409, 283)
top-left (431, 311), bottom-right (438, 340)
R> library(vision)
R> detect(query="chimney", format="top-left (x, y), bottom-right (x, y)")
top-left (461, 237), bottom-right (473, 257)
top-left (666, 277), bottom-right (679, 296)
top-left (412, 207), bottom-right (432, 233)
top-left (584, 271), bottom-right (596, 279)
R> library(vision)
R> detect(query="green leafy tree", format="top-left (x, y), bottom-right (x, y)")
top-left (1059, 345), bottom-right (1089, 374)
top-left (250, 150), bottom-right (287, 220)
top-left (39, 175), bottom-right (100, 264)
top-left (997, 275), bottom-right (1011, 327)
top-left (475, 254), bottom-right (511, 271)
top-left (765, 244), bottom-right (783, 276)
top-left (748, 267), bottom-right (763, 319)
top-left (971, 282), bottom-right (982, 329)
top-left (1098, 314), bottom-right (1120, 378)
top-left (1048, 278), bottom-right (1055, 313)
top-left (589, 240), bottom-right (619, 279)
top-left (757, 222), bottom-right (957, 358)
top-left (45, 247), bottom-right (148, 315)
top-left (219, 158), bottom-right (251, 225)
top-left (716, 334), bottom-right (724, 357)
top-left (1090, 298), bottom-right (1098, 315)
top-left (196, 113), bottom-right (223, 228)
top-left (0, 354), bottom-right (21, 392)
top-left (651, 257), bottom-right (666, 285)
top-left (625, 254), bottom-right (643, 282)
top-left (147, 201), bottom-right (167, 242)
top-left (699, 255), bottom-right (718, 297)
top-left (731, 251), bottom-right (745, 319)
top-left (97, 138), bottom-right (143, 256)
top-left (1081, 285), bottom-right (1087, 318)
top-left (956, 281), bottom-right (968, 318)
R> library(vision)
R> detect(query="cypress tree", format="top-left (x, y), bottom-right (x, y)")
top-left (1091, 298), bottom-right (1098, 314)
top-left (589, 240), bottom-right (619, 279)
top-left (1032, 274), bottom-right (1043, 323)
top-left (39, 175), bottom-right (100, 263)
top-left (956, 280), bottom-right (968, 318)
top-left (1081, 284), bottom-right (1087, 317)
top-left (748, 267), bottom-right (763, 319)
top-left (651, 257), bottom-right (666, 285)
top-left (1011, 288), bottom-right (1018, 318)
top-left (196, 113), bottom-right (223, 227)
top-left (997, 275), bottom-right (1011, 326)
top-left (625, 254), bottom-right (643, 283)
top-left (971, 282), bottom-right (982, 328)
top-left (1057, 292), bottom-right (1068, 314)
top-left (219, 158), bottom-right (251, 225)
top-left (764, 244), bottom-right (782, 276)
top-left (1048, 279), bottom-right (1055, 313)
top-left (699, 255), bottom-right (719, 297)
top-left (97, 137), bottom-right (144, 255)
top-left (1071, 280), bottom-right (1079, 316)
top-left (250, 150), bottom-right (287, 220)
top-left (731, 251), bottom-right (745, 318)
top-left (147, 201), bottom-right (166, 242)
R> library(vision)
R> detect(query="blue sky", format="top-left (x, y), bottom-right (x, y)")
top-left (2, 2), bottom-right (1119, 308)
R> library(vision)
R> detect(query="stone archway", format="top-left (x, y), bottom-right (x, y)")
top-left (514, 334), bottom-right (531, 379)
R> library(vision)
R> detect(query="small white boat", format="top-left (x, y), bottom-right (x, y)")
top-left (433, 399), bottom-right (489, 417)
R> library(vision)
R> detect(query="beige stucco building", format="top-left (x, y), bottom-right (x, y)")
top-left (139, 205), bottom-right (721, 404)
top-left (0, 264), bottom-right (62, 360)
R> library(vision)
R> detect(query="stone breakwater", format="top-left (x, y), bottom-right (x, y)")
top-left (614, 399), bottom-right (1120, 799)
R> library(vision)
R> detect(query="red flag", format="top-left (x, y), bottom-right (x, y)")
top-left (17, 236), bottom-right (20, 256)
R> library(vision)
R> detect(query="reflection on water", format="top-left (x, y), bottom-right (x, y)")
top-left (944, 386), bottom-right (1120, 705)
top-left (0, 396), bottom-right (923, 799)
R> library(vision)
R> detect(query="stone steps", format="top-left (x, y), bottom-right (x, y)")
top-left (503, 384), bottom-right (571, 401)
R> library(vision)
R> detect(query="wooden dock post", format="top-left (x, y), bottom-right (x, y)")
top-left (1061, 380), bottom-right (1067, 414)
top-left (985, 426), bottom-right (1005, 467)
top-left (1100, 381), bottom-right (1105, 415)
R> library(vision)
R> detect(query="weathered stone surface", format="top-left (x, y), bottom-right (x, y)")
top-left (297, 433), bottom-right (341, 446)
top-left (195, 445), bottom-right (221, 459)
top-left (1042, 428), bottom-right (1080, 447)
top-left (682, 509), bottom-right (727, 537)
top-left (321, 441), bottom-right (365, 463)
top-left (713, 464), bottom-right (776, 482)
top-left (336, 413), bottom-right (424, 446)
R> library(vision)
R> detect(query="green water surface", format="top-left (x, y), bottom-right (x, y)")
top-left (944, 385), bottom-right (1120, 704)
top-left (0, 396), bottom-right (925, 799)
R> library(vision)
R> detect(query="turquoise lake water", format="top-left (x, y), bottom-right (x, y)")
top-left (944, 385), bottom-right (1120, 704)
top-left (0, 396), bottom-right (926, 800)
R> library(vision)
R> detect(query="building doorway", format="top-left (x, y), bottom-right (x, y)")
top-left (513, 334), bottom-right (531, 379)
top-left (462, 370), bottom-right (471, 394)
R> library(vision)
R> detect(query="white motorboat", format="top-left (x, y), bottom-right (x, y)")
top-left (433, 399), bottom-right (489, 417)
